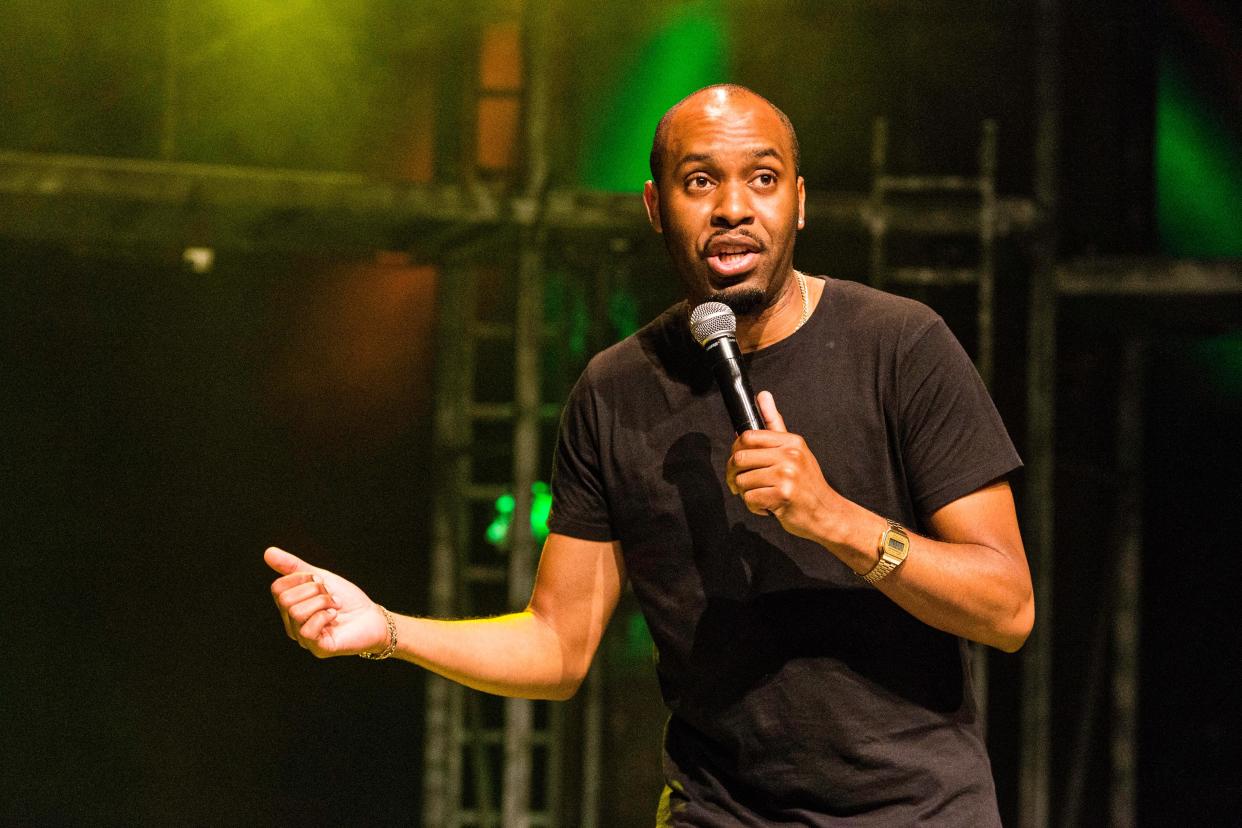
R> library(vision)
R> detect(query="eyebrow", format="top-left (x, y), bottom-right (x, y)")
top-left (749, 147), bottom-right (784, 163)
top-left (673, 147), bottom-right (786, 172)
top-left (673, 152), bottom-right (713, 170)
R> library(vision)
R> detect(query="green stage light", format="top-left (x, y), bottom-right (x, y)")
top-left (485, 492), bottom-right (516, 546)
top-left (1155, 56), bottom-right (1242, 257)
top-left (581, 1), bottom-right (728, 193)
top-left (486, 482), bottom-right (553, 549)
top-left (530, 481), bottom-right (552, 541)
top-left (624, 610), bottom-right (655, 665)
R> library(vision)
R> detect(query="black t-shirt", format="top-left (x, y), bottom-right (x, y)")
top-left (548, 277), bottom-right (1021, 825)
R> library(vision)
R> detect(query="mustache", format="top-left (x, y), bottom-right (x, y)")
top-left (702, 230), bottom-right (765, 256)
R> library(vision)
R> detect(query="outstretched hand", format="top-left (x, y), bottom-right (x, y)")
top-left (726, 391), bottom-right (846, 543)
top-left (265, 547), bottom-right (389, 658)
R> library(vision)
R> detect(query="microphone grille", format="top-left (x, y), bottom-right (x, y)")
top-left (688, 301), bottom-right (736, 346)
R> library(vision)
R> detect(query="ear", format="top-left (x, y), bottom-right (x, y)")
top-left (796, 176), bottom-right (806, 229)
top-left (643, 180), bottom-right (663, 234)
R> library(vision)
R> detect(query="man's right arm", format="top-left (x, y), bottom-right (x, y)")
top-left (266, 534), bottom-right (625, 701)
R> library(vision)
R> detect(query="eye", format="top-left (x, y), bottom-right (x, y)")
top-left (753, 172), bottom-right (777, 188)
top-left (685, 174), bottom-right (714, 191)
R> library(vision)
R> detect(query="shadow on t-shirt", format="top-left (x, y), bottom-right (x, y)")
top-left (660, 430), bottom-right (965, 720)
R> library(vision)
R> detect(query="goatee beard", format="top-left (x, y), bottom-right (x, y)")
top-left (708, 287), bottom-right (767, 317)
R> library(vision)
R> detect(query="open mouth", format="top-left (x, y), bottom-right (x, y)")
top-left (706, 250), bottom-right (759, 276)
top-left (705, 237), bottom-right (762, 277)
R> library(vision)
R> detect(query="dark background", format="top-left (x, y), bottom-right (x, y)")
top-left (2, 0), bottom-right (1240, 824)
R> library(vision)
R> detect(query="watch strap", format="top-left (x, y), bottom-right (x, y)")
top-left (860, 520), bottom-right (910, 585)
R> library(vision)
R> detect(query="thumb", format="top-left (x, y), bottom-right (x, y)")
top-left (757, 391), bottom-right (787, 433)
top-left (264, 546), bottom-right (309, 575)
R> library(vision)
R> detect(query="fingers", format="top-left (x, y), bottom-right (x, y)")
top-left (732, 465), bottom-right (788, 493)
top-left (727, 446), bottom-right (766, 494)
top-left (299, 607), bottom-right (338, 644)
top-left (285, 590), bottom-right (341, 651)
top-left (271, 571), bottom-right (329, 641)
top-left (733, 457), bottom-right (806, 516)
top-left (730, 446), bottom-right (793, 472)
top-left (757, 391), bottom-right (787, 433)
top-left (741, 487), bottom-right (782, 516)
top-left (265, 547), bottom-right (355, 655)
top-left (727, 394), bottom-right (787, 457)
top-left (288, 592), bottom-right (338, 626)
top-left (727, 442), bottom-right (805, 494)
top-left (264, 546), bottom-right (306, 575)
top-left (731, 429), bottom-right (792, 452)
top-left (276, 580), bottom-right (328, 614)
top-left (270, 570), bottom-right (317, 598)
top-left (726, 415), bottom-right (815, 510)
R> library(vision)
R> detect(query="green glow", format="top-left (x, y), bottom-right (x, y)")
top-left (530, 481), bottom-right (552, 541)
top-left (170, 2), bottom-right (401, 169)
top-left (581, 1), bottom-right (728, 192)
top-left (608, 286), bottom-right (640, 339)
top-left (486, 482), bottom-right (552, 549)
top-left (623, 611), bottom-right (655, 665)
top-left (1155, 56), bottom-right (1242, 257)
top-left (1192, 333), bottom-right (1242, 400)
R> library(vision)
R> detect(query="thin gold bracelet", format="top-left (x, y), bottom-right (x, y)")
top-left (359, 605), bottom-right (397, 660)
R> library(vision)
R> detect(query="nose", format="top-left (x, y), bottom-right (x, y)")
top-left (711, 180), bottom-right (754, 228)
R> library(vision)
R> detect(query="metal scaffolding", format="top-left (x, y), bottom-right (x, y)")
top-left (423, 7), bottom-right (564, 826)
top-left (1020, 3), bottom-right (1061, 825)
top-left (4, 3), bottom-right (1242, 824)
top-left (868, 116), bottom-right (998, 385)
top-left (866, 114), bottom-right (1000, 732)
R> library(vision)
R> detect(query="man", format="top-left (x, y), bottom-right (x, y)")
top-left (267, 85), bottom-right (1033, 824)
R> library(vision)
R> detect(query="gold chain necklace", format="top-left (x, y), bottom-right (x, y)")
top-left (793, 270), bottom-right (810, 332)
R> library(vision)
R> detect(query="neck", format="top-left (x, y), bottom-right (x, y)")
top-left (735, 269), bottom-right (808, 352)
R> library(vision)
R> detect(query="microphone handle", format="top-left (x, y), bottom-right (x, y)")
top-left (707, 336), bottom-right (763, 434)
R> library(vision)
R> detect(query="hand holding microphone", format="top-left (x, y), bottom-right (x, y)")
top-left (690, 301), bottom-right (848, 542)
top-left (689, 301), bottom-right (763, 434)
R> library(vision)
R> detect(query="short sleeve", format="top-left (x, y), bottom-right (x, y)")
top-left (897, 317), bottom-right (1022, 518)
top-left (546, 367), bottom-right (616, 541)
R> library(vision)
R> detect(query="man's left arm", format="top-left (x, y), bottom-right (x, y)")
top-left (728, 391), bottom-right (1034, 653)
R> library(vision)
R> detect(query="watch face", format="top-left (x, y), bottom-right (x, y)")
top-left (883, 526), bottom-right (909, 560)
top-left (864, 523), bottom-right (910, 584)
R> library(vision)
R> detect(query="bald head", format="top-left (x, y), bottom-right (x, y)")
top-left (648, 84), bottom-right (801, 184)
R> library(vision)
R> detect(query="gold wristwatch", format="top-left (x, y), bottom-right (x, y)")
top-left (860, 520), bottom-right (910, 585)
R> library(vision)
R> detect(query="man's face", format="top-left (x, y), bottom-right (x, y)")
top-left (643, 90), bottom-right (805, 315)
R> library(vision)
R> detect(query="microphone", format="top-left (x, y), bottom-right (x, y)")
top-left (689, 301), bottom-right (763, 434)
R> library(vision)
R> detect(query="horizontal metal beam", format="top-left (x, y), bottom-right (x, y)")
top-left (1058, 257), bottom-right (1242, 295)
top-left (0, 149), bottom-right (504, 221)
top-left (9, 153), bottom-right (1239, 303)
top-left (0, 150), bottom-right (1040, 256)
